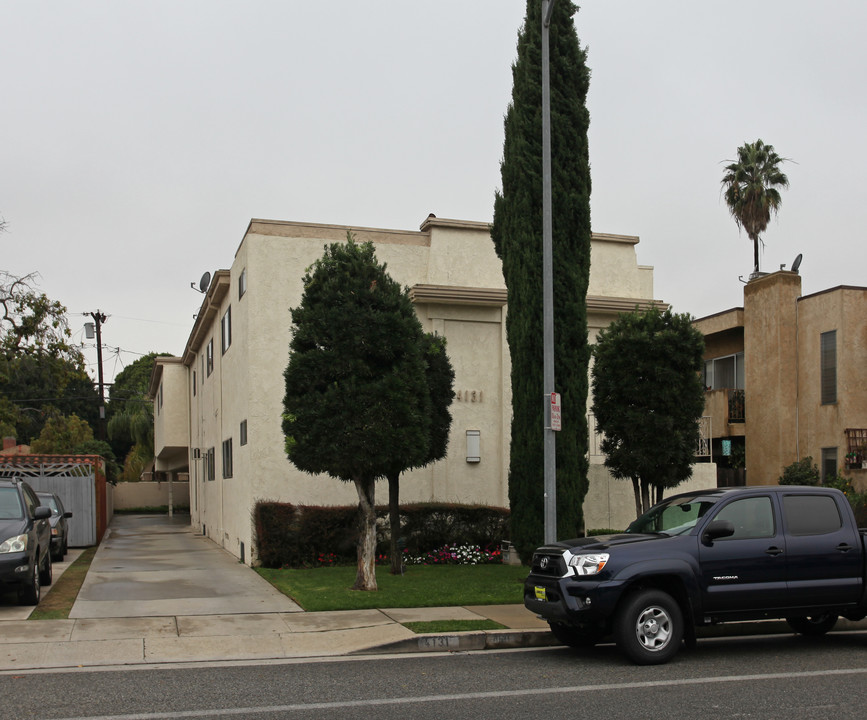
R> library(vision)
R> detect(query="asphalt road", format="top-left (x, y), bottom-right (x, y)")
top-left (4, 632), bottom-right (867, 720)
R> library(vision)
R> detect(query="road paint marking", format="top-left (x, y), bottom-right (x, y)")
top-left (49, 667), bottom-right (867, 720)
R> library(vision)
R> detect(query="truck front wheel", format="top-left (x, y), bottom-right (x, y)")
top-left (615, 589), bottom-right (683, 665)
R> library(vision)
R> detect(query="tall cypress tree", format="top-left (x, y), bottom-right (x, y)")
top-left (492, 1), bottom-right (591, 560)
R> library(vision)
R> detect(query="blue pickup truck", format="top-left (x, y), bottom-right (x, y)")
top-left (524, 485), bottom-right (867, 664)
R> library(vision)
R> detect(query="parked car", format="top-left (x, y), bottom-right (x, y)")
top-left (36, 492), bottom-right (73, 562)
top-left (525, 485), bottom-right (867, 665)
top-left (0, 477), bottom-right (52, 605)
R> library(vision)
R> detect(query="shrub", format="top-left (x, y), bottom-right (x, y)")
top-left (396, 504), bottom-right (509, 556)
top-left (252, 502), bottom-right (301, 568)
top-left (778, 457), bottom-right (820, 486)
top-left (823, 475), bottom-right (867, 527)
top-left (253, 500), bottom-right (509, 568)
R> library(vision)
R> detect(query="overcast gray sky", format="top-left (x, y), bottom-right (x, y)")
top-left (3, 1), bottom-right (866, 385)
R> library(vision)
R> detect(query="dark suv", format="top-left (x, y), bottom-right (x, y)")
top-left (0, 477), bottom-right (53, 605)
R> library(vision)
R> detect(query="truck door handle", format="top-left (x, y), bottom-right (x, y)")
top-left (837, 543), bottom-right (853, 553)
top-left (765, 546), bottom-right (784, 556)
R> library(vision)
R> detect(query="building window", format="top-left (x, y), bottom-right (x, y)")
top-left (158, 382), bottom-right (163, 413)
top-left (239, 268), bottom-right (247, 299)
top-left (820, 331), bottom-right (837, 404)
top-left (821, 447), bottom-right (837, 483)
top-left (845, 428), bottom-right (867, 468)
top-left (192, 370), bottom-right (197, 397)
top-left (221, 306), bottom-right (232, 355)
top-left (222, 439), bottom-right (233, 479)
top-left (703, 352), bottom-right (745, 391)
top-left (206, 339), bottom-right (214, 376)
top-left (206, 448), bottom-right (215, 481)
top-left (240, 420), bottom-right (248, 446)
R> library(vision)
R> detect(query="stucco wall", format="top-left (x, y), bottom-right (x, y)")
top-left (164, 217), bottom-right (664, 564)
top-left (744, 272), bottom-right (801, 484)
top-left (584, 463), bottom-right (718, 532)
top-left (796, 286), bottom-right (867, 479)
top-left (114, 481), bottom-right (190, 510)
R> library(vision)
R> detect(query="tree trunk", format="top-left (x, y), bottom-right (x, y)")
top-left (752, 234), bottom-right (760, 274)
top-left (387, 472), bottom-right (402, 575)
top-left (640, 479), bottom-right (651, 515)
top-left (352, 476), bottom-right (378, 591)
top-left (631, 477), bottom-right (642, 519)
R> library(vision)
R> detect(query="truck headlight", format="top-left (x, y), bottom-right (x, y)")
top-left (568, 553), bottom-right (609, 576)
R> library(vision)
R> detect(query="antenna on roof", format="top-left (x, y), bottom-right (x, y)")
top-left (791, 253), bottom-right (803, 274)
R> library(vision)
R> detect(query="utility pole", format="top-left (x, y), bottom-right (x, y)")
top-left (541, 0), bottom-right (557, 544)
top-left (85, 311), bottom-right (107, 440)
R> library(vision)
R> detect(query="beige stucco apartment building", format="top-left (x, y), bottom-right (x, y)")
top-left (695, 270), bottom-right (867, 489)
top-left (151, 216), bottom-right (714, 564)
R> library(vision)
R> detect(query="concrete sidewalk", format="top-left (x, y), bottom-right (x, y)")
top-left (0, 604), bottom-right (554, 671)
top-left (0, 514), bottom-right (554, 671)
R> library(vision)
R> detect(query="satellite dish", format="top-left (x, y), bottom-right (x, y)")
top-left (791, 253), bottom-right (803, 274)
top-left (199, 272), bottom-right (211, 293)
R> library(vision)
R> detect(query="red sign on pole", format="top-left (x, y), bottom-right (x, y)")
top-left (550, 392), bottom-right (561, 431)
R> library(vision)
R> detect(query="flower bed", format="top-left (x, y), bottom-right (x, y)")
top-left (405, 544), bottom-right (502, 566)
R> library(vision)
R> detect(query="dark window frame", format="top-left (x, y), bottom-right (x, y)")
top-left (820, 330), bottom-right (837, 405)
top-left (221, 306), bottom-right (232, 355)
top-left (222, 438), bottom-right (233, 479)
top-left (206, 339), bottom-right (214, 377)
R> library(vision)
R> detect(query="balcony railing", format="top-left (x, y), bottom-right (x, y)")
top-left (587, 414), bottom-right (712, 459)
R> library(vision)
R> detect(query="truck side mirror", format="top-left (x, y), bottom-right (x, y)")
top-left (702, 519), bottom-right (735, 544)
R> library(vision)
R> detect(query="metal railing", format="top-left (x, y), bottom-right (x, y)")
top-left (587, 414), bottom-right (712, 459)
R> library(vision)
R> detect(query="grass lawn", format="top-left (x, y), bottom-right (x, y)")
top-left (256, 563), bottom-right (529, 612)
top-left (29, 547), bottom-right (98, 620)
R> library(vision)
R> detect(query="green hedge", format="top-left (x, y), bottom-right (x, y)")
top-left (253, 501), bottom-right (510, 568)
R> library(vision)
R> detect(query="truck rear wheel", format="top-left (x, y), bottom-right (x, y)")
top-left (786, 614), bottom-right (837, 636)
top-left (615, 589), bottom-right (683, 665)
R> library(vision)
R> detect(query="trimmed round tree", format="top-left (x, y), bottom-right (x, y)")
top-left (283, 236), bottom-right (431, 591)
top-left (591, 306), bottom-right (706, 517)
top-left (492, 0), bottom-right (592, 560)
top-left (385, 332), bottom-right (455, 574)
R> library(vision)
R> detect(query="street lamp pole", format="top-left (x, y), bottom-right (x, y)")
top-left (541, 0), bottom-right (557, 544)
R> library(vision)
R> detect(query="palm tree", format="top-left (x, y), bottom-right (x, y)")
top-left (721, 139), bottom-right (790, 275)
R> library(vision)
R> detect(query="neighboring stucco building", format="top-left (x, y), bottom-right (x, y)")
top-left (151, 216), bottom-right (714, 563)
top-left (694, 270), bottom-right (867, 489)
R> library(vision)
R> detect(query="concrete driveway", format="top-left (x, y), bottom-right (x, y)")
top-left (70, 514), bottom-right (301, 619)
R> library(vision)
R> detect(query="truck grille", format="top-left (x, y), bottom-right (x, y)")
top-left (531, 552), bottom-right (567, 577)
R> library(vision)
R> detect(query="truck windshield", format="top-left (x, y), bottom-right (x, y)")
top-left (626, 496), bottom-right (718, 536)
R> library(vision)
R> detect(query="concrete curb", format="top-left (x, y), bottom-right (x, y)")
top-left (359, 628), bottom-right (560, 655)
top-left (361, 617), bottom-right (867, 656)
